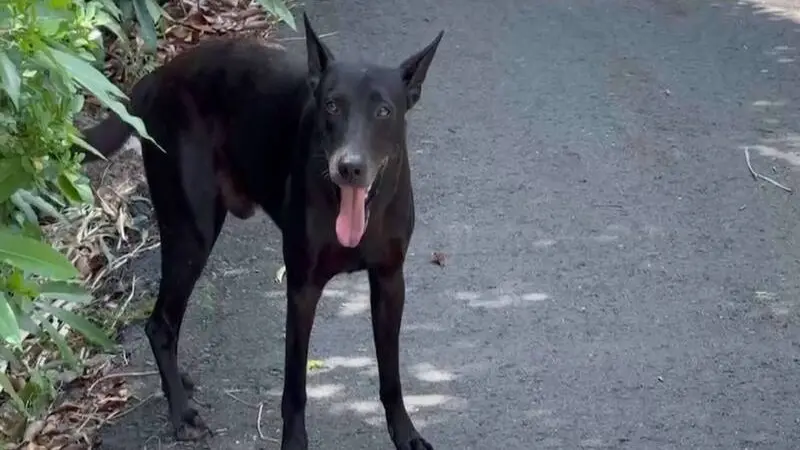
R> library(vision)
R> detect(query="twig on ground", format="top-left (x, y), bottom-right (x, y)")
top-left (256, 401), bottom-right (278, 442)
top-left (108, 276), bottom-right (137, 331)
top-left (279, 31), bottom-right (338, 42)
top-left (744, 147), bottom-right (792, 193)
top-left (257, 402), bottom-right (266, 439)
top-left (106, 393), bottom-right (156, 422)
top-left (88, 370), bottom-right (158, 392)
top-left (223, 389), bottom-right (260, 408)
top-left (75, 407), bottom-right (101, 435)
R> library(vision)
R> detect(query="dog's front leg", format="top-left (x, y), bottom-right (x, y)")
top-left (281, 279), bottom-right (323, 450)
top-left (368, 266), bottom-right (433, 450)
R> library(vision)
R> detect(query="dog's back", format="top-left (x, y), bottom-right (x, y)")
top-left (151, 38), bottom-right (310, 219)
top-left (84, 38), bottom-right (311, 223)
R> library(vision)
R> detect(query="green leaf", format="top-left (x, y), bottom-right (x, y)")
top-left (145, 0), bottom-right (164, 23)
top-left (0, 50), bottom-right (21, 109)
top-left (10, 192), bottom-right (39, 225)
top-left (39, 317), bottom-right (78, 368)
top-left (37, 302), bottom-right (116, 350)
top-left (14, 307), bottom-right (40, 336)
top-left (95, 10), bottom-right (129, 47)
top-left (0, 229), bottom-right (77, 280)
top-left (0, 371), bottom-right (27, 415)
top-left (74, 179), bottom-right (94, 204)
top-left (0, 167), bottom-right (31, 203)
top-left (255, 0), bottom-right (296, 30)
top-left (45, 48), bottom-right (161, 149)
top-left (97, 0), bottom-right (123, 19)
top-left (20, 220), bottom-right (43, 241)
top-left (56, 173), bottom-right (83, 204)
top-left (69, 131), bottom-right (107, 160)
top-left (119, 0), bottom-right (135, 24)
top-left (56, 173), bottom-right (82, 204)
top-left (69, 92), bottom-right (85, 115)
top-left (38, 281), bottom-right (92, 304)
top-left (17, 190), bottom-right (65, 221)
top-left (18, 370), bottom-right (53, 416)
top-left (0, 343), bottom-right (21, 366)
top-left (133, 0), bottom-right (159, 52)
top-left (0, 293), bottom-right (22, 347)
top-left (42, 47), bottom-right (126, 99)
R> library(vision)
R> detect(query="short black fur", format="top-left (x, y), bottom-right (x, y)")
top-left (79, 13), bottom-right (444, 450)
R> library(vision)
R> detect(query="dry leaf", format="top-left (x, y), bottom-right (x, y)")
top-left (430, 252), bottom-right (446, 267)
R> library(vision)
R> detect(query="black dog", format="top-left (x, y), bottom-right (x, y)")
top-left (79, 12), bottom-right (443, 450)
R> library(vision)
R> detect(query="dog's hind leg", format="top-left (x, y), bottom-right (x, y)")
top-left (142, 138), bottom-right (227, 441)
top-left (369, 265), bottom-right (433, 450)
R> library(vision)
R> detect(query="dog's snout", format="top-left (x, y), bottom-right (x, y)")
top-left (337, 153), bottom-right (368, 185)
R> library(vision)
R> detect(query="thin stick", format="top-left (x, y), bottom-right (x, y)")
top-left (76, 407), bottom-right (100, 434)
top-left (109, 275), bottom-right (137, 331)
top-left (106, 393), bottom-right (155, 422)
top-left (88, 370), bottom-right (158, 392)
top-left (256, 402), bottom-right (278, 442)
top-left (279, 31), bottom-right (338, 42)
top-left (224, 389), bottom-right (259, 408)
top-left (257, 402), bottom-right (266, 439)
top-left (744, 147), bottom-right (793, 192)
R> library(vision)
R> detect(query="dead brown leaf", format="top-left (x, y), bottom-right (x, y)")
top-left (431, 252), bottom-right (447, 267)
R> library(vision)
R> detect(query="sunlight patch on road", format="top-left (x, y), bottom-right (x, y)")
top-left (750, 144), bottom-right (800, 167)
top-left (742, 0), bottom-right (800, 23)
top-left (452, 289), bottom-right (552, 309)
top-left (411, 362), bottom-right (457, 382)
top-left (307, 383), bottom-right (346, 399)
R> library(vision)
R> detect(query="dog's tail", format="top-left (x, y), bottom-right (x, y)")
top-left (77, 71), bottom-right (158, 163)
top-left (78, 114), bottom-right (134, 163)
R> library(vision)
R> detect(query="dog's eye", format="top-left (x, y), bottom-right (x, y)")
top-left (325, 100), bottom-right (340, 115)
top-left (376, 105), bottom-right (392, 118)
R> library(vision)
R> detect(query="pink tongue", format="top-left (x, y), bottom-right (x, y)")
top-left (335, 186), bottom-right (368, 247)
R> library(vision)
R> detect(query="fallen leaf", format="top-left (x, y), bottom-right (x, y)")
top-left (307, 360), bottom-right (325, 371)
top-left (430, 252), bottom-right (446, 267)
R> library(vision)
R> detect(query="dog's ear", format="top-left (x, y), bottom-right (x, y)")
top-left (398, 30), bottom-right (444, 110)
top-left (303, 12), bottom-right (334, 92)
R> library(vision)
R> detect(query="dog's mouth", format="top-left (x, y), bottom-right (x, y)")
top-left (334, 181), bottom-right (375, 248)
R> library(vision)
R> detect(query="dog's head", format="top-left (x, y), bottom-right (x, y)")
top-left (302, 13), bottom-right (444, 247)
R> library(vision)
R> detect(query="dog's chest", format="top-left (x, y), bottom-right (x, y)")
top-left (317, 246), bottom-right (366, 276)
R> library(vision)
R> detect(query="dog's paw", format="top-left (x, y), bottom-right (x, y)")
top-left (396, 436), bottom-right (433, 450)
top-left (174, 408), bottom-right (212, 441)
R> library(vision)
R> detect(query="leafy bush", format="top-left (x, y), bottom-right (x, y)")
top-left (0, 0), bottom-right (157, 420)
top-left (0, 0), bottom-right (295, 431)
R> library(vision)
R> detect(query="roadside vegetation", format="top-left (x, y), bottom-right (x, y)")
top-left (0, 0), bottom-right (293, 447)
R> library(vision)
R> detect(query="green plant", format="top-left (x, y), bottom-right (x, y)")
top-left (256, 0), bottom-right (296, 30)
top-left (100, 0), bottom-right (166, 52)
top-left (0, 0), bottom-right (157, 421)
top-left (0, 0), bottom-right (297, 434)
top-left (0, 230), bottom-right (115, 417)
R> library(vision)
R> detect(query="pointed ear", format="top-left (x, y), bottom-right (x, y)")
top-left (399, 30), bottom-right (444, 110)
top-left (303, 12), bottom-right (334, 91)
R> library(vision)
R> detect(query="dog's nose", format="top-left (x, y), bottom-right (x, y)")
top-left (337, 154), bottom-right (367, 185)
